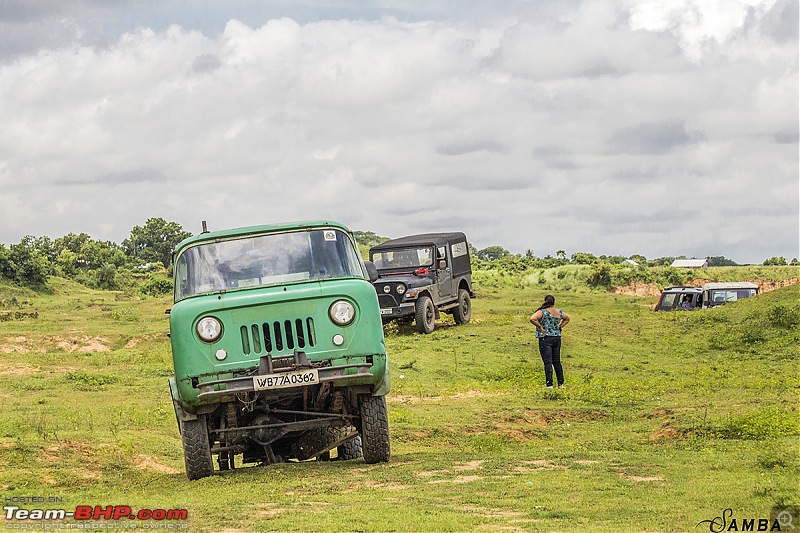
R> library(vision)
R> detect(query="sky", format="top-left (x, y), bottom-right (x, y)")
top-left (0, 0), bottom-right (797, 264)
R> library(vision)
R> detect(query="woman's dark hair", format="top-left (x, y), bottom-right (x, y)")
top-left (537, 294), bottom-right (556, 311)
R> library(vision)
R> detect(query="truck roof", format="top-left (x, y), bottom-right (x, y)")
top-left (173, 220), bottom-right (351, 253)
top-left (370, 232), bottom-right (467, 251)
top-left (702, 282), bottom-right (759, 290)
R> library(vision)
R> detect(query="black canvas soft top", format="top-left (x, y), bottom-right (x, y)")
top-left (370, 232), bottom-right (467, 251)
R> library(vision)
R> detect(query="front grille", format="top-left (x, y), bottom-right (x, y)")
top-left (378, 294), bottom-right (400, 308)
top-left (240, 318), bottom-right (316, 356)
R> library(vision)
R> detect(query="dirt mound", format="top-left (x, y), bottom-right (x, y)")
top-left (614, 277), bottom-right (799, 297)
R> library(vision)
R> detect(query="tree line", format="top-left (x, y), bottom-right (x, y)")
top-left (0, 218), bottom-right (190, 290)
top-left (1, 224), bottom-right (796, 291)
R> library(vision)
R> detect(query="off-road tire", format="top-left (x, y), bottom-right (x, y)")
top-left (415, 295), bottom-right (435, 334)
top-left (358, 395), bottom-right (390, 463)
top-left (338, 435), bottom-right (363, 460)
top-left (453, 289), bottom-right (472, 325)
top-left (181, 415), bottom-right (214, 480)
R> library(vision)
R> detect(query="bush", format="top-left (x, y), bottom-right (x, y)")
top-left (586, 263), bottom-right (612, 290)
top-left (768, 304), bottom-right (800, 328)
top-left (140, 276), bottom-right (173, 297)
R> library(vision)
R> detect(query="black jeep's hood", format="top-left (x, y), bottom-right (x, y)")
top-left (373, 273), bottom-right (432, 289)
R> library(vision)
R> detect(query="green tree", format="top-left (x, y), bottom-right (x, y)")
top-left (123, 218), bottom-right (192, 268)
top-left (570, 252), bottom-right (598, 265)
top-left (763, 256), bottom-right (788, 266)
top-left (478, 246), bottom-right (511, 261)
top-left (0, 239), bottom-right (50, 286)
top-left (352, 231), bottom-right (389, 248)
top-left (707, 256), bottom-right (739, 266)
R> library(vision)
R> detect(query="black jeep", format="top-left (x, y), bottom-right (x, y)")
top-left (369, 233), bottom-right (474, 333)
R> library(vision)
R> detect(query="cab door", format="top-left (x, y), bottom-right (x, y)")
top-left (436, 245), bottom-right (453, 300)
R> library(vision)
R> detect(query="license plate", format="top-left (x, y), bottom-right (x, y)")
top-left (380, 309), bottom-right (393, 315)
top-left (253, 369), bottom-right (319, 390)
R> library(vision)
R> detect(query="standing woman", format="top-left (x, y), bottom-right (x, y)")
top-left (529, 295), bottom-right (570, 388)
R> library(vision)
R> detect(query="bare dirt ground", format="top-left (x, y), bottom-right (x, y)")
top-left (614, 277), bottom-right (799, 297)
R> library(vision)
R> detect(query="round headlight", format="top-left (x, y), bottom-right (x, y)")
top-left (196, 316), bottom-right (223, 343)
top-left (383, 285), bottom-right (391, 294)
top-left (329, 300), bottom-right (356, 326)
top-left (396, 284), bottom-right (406, 294)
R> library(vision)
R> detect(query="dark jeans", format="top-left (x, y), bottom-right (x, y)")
top-left (538, 336), bottom-right (564, 387)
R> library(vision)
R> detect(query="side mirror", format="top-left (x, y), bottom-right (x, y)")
top-left (364, 261), bottom-right (379, 282)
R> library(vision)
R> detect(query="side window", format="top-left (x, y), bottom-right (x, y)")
top-left (437, 246), bottom-right (447, 268)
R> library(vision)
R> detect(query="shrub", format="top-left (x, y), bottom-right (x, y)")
top-left (586, 263), bottom-right (612, 290)
top-left (140, 276), bottom-right (173, 297)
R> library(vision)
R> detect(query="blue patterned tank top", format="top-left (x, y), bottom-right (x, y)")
top-left (535, 309), bottom-right (563, 338)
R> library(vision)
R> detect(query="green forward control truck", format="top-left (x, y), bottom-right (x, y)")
top-left (168, 221), bottom-right (390, 479)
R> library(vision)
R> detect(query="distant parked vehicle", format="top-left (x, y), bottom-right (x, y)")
top-left (369, 232), bottom-right (474, 334)
top-left (655, 286), bottom-right (703, 311)
top-left (701, 282), bottom-right (759, 308)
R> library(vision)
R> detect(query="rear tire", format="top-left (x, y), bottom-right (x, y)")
top-left (181, 415), bottom-right (214, 480)
top-left (415, 295), bottom-right (435, 334)
top-left (453, 289), bottom-right (472, 325)
top-left (358, 395), bottom-right (390, 464)
top-left (338, 435), bottom-right (363, 460)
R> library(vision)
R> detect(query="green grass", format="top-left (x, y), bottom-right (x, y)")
top-left (0, 278), bottom-right (797, 532)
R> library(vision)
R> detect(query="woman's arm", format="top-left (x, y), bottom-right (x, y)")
top-left (560, 311), bottom-right (570, 328)
top-left (529, 310), bottom-right (546, 334)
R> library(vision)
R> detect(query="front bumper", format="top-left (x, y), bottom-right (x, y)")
top-left (172, 350), bottom-right (388, 413)
top-left (379, 302), bottom-right (416, 319)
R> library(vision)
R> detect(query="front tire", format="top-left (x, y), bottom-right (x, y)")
top-left (415, 295), bottom-right (435, 334)
top-left (453, 289), bottom-right (472, 325)
top-left (358, 395), bottom-right (390, 463)
top-left (181, 415), bottom-right (214, 480)
top-left (338, 435), bottom-right (363, 460)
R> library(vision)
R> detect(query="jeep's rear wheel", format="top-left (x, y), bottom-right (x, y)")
top-left (358, 395), bottom-right (390, 463)
top-left (453, 289), bottom-right (472, 325)
top-left (415, 295), bottom-right (435, 334)
top-left (338, 435), bottom-right (363, 460)
top-left (181, 415), bottom-right (214, 480)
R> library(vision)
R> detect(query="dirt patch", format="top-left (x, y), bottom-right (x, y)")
top-left (123, 334), bottom-right (165, 349)
top-left (343, 480), bottom-right (410, 492)
top-left (614, 277), bottom-right (799, 297)
top-left (0, 361), bottom-right (39, 375)
top-left (134, 455), bottom-right (180, 474)
top-left (388, 390), bottom-right (507, 404)
top-left (613, 282), bottom-right (662, 297)
top-left (453, 460), bottom-right (484, 471)
top-left (689, 277), bottom-right (800, 294)
top-left (53, 336), bottom-right (110, 352)
top-left (513, 460), bottom-right (567, 474)
top-left (429, 475), bottom-right (483, 484)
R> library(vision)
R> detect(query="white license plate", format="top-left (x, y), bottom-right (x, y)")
top-left (380, 309), bottom-right (393, 315)
top-left (253, 369), bottom-right (319, 391)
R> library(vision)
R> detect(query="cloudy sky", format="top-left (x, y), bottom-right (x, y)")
top-left (0, 0), bottom-right (797, 264)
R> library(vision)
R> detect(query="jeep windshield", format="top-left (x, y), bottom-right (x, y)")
top-left (371, 247), bottom-right (433, 270)
top-left (174, 229), bottom-right (364, 300)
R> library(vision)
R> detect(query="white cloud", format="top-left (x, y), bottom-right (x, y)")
top-left (0, 1), bottom-right (796, 264)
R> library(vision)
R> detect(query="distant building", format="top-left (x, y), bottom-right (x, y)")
top-left (623, 259), bottom-right (639, 266)
top-left (671, 259), bottom-right (708, 269)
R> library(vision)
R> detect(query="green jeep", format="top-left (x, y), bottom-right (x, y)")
top-left (168, 221), bottom-right (390, 479)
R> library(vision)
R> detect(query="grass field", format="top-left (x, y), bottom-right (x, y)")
top-left (0, 275), bottom-right (798, 532)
